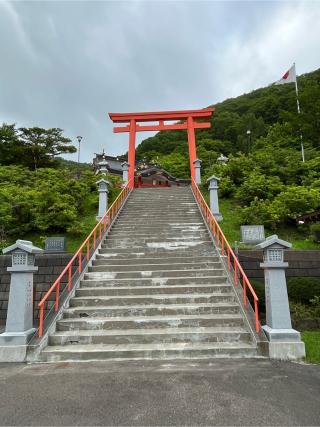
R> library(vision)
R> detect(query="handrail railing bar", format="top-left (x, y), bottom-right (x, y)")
top-left (37, 181), bottom-right (133, 337)
top-left (191, 178), bottom-right (260, 333)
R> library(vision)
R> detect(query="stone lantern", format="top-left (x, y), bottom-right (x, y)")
top-left (256, 235), bottom-right (305, 360)
top-left (207, 175), bottom-right (223, 222)
top-left (121, 161), bottom-right (130, 184)
top-left (96, 155), bottom-right (109, 175)
top-left (0, 240), bottom-right (43, 361)
top-left (193, 159), bottom-right (202, 184)
top-left (217, 153), bottom-right (229, 165)
top-left (96, 178), bottom-right (110, 220)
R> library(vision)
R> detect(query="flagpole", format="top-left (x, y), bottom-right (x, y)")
top-left (294, 63), bottom-right (305, 162)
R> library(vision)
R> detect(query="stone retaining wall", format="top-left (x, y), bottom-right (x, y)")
top-left (0, 250), bottom-right (319, 326)
top-left (239, 250), bottom-right (320, 279)
top-left (0, 254), bottom-right (75, 324)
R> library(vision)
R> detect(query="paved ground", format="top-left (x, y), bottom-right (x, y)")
top-left (0, 359), bottom-right (319, 426)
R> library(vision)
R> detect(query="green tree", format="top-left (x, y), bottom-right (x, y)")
top-left (0, 124), bottom-right (24, 165)
top-left (19, 127), bottom-right (76, 170)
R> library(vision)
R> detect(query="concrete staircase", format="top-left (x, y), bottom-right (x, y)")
top-left (41, 187), bottom-right (259, 362)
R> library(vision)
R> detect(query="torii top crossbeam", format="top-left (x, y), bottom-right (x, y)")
top-left (109, 108), bottom-right (214, 187)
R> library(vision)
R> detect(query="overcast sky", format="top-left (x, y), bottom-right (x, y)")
top-left (0, 0), bottom-right (320, 163)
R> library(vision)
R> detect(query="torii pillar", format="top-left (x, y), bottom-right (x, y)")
top-left (109, 109), bottom-right (214, 189)
top-left (128, 119), bottom-right (136, 186)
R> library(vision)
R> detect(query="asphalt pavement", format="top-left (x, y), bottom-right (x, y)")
top-left (0, 358), bottom-right (319, 426)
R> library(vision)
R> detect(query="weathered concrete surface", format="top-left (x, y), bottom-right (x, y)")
top-left (0, 359), bottom-right (319, 426)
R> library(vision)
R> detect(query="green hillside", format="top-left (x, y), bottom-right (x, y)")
top-left (0, 125), bottom-right (122, 252)
top-left (136, 68), bottom-right (320, 247)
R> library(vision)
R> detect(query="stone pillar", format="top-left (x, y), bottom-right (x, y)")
top-left (207, 175), bottom-right (223, 222)
top-left (96, 178), bottom-right (109, 220)
top-left (0, 240), bottom-right (43, 362)
top-left (256, 235), bottom-right (305, 360)
top-left (121, 161), bottom-right (130, 184)
top-left (193, 159), bottom-right (202, 185)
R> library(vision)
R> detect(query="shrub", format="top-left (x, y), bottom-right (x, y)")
top-left (287, 277), bottom-right (320, 305)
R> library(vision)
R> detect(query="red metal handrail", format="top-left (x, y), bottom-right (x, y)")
top-left (191, 178), bottom-right (260, 333)
top-left (38, 180), bottom-right (133, 337)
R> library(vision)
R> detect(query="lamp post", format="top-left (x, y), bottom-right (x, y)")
top-left (76, 135), bottom-right (83, 178)
top-left (246, 130), bottom-right (251, 155)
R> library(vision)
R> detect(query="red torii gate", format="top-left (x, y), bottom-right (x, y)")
top-left (108, 108), bottom-right (214, 188)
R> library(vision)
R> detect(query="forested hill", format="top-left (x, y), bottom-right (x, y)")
top-left (136, 67), bottom-right (320, 234)
top-left (136, 67), bottom-right (320, 179)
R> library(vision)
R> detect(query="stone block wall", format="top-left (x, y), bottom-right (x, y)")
top-left (0, 250), bottom-right (319, 327)
top-left (239, 250), bottom-right (320, 279)
top-left (0, 254), bottom-right (75, 325)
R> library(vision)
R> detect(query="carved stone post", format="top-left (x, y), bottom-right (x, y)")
top-left (193, 159), bottom-right (202, 185)
top-left (122, 161), bottom-right (130, 184)
top-left (96, 179), bottom-right (110, 221)
top-left (0, 240), bottom-right (43, 361)
top-left (256, 235), bottom-right (306, 360)
top-left (207, 175), bottom-right (223, 222)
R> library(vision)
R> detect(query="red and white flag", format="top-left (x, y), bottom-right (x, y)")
top-left (275, 64), bottom-right (296, 85)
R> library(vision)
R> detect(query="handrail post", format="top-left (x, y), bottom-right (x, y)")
top-left (243, 277), bottom-right (247, 306)
top-left (68, 266), bottom-right (72, 291)
top-left (39, 305), bottom-right (44, 337)
top-left (78, 251), bottom-right (82, 273)
top-left (254, 300), bottom-right (259, 333)
top-left (86, 239), bottom-right (90, 261)
top-left (55, 280), bottom-right (60, 311)
top-left (234, 263), bottom-right (238, 286)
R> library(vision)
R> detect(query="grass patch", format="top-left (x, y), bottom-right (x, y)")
top-left (301, 331), bottom-right (320, 364)
top-left (24, 208), bottom-right (97, 253)
top-left (198, 186), bottom-right (319, 250)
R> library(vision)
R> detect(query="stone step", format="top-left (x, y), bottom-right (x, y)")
top-left (114, 222), bottom-right (203, 229)
top-left (103, 234), bottom-right (209, 241)
top-left (126, 201), bottom-right (196, 205)
top-left (76, 284), bottom-right (233, 297)
top-left (41, 342), bottom-right (257, 362)
top-left (49, 327), bottom-right (252, 346)
top-left (121, 209), bottom-right (200, 215)
top-left (128, 195), bottom-right (193, 199)
top-left (98, 247), bottom-right (215, 256)
top-left (122, 202), bottom-right (197, 206)
top-left (57, 313), bottom-right (245, 331)
top-left (69, 293), bottom-right (236, 308)
top-left (101, 241), bottom-right (213, 250)
top-left (84, 268), bottom-right (225, 280)
top-left (108, 227), bottom-right (208, 234)
top-left (119, 214), bottom-right (202, 219)
top-left (124, 205), bottom-right (197, 210)
top-left (94, 255), bottom-right (219, 265)
top-left (103, 236), bottom-right (210, 245)
top-left (89, 261), bottom-right (221, 272)
top-left (80, 276), bottom-right (228, 287)
top-left (63, 302), bottom-right (240, 318)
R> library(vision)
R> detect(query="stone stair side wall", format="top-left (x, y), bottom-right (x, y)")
top-left (0, 254), bottom-right (75, 328)
top-left (239, 250), bottom-right (320, 279)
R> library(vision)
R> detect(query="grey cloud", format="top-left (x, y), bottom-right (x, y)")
top-left (0, 0), bottom-right (319, 162)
